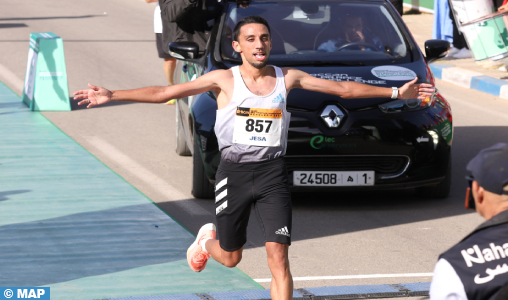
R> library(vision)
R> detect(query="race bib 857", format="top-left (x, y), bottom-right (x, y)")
top-left (233, 107), bottom-right (282, 147)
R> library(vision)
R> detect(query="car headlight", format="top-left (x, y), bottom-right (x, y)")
top-left (428, 130), bottom-right (439, 150)
top-left (378, 97), bottom-right (433, 113)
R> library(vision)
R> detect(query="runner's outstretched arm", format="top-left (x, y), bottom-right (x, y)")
top-left (284, 68), bottom-right (435, 100)
top-left (73, 70), bottom-right (225, 108)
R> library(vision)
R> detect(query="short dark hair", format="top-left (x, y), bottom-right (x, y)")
top-left (232, 16), bottom-right (271, 42)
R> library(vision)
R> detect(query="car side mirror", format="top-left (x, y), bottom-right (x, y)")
top-left (424, 39), bottom-right (450, 63)
top-left (169, 42), bottom-right (199, 60)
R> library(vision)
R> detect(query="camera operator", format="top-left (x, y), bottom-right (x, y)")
top-left (430, 143), bottom-right (508, 300)
top-left (158, 0), bottom-right (222, 56)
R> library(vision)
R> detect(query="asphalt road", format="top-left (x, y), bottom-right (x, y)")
top-left (2, 0), bottom-right (508, 293)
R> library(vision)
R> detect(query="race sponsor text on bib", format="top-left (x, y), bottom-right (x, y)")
top-left (233, 107), bottom-right (282, 147)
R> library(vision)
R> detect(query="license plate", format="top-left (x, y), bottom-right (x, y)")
top-left (293, 171), bottom-right (375, 186)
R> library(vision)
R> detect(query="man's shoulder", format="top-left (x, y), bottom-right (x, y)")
top-left (279, 67), bottom-right (300, 74)
top-left (440, 219), bottom-right (508, 260)
top-left (211, 69), bottom-right (234, 77)
top-left (430, 258), bottom-right (467, 300)
top-left (205, 69), bottom-right (234, 84)
top-left (456, 210), bottom-right (508, 245)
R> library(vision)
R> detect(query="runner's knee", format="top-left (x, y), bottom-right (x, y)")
top-left (221, 249), bottom-right (243, 268)
top-left (267, 251), bottom-right (288, 268)
top-left (222, 257), bottom-right (241, 268)
top-left (266, 243), bottom-right (289, 270)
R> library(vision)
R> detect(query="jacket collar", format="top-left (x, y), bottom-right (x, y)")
top-left (460, 209), bottom-right (508, 243)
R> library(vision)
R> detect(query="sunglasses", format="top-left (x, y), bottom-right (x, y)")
top-left (465, 175), bottom-right (475, 210)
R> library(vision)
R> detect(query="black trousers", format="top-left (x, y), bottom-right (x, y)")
top-left (448, 2), bottom-right (468, 49)
top-left (389, 0), bottom-right (403, 15)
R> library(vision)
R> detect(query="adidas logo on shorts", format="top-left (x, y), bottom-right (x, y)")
top-left (275, 226), bottom-right (290, 237)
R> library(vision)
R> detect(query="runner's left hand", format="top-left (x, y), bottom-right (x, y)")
top-left (398, 77), bottom-right (435, 100)
top-left (73, 83), bottom-right (112, 108)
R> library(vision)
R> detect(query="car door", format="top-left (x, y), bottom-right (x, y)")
top-left (175, 61), bottom-right (199, 147)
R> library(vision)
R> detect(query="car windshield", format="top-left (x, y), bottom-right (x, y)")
top-left (220, 1), bottom-right (412, 66)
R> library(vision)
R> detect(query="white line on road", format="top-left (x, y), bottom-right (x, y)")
top-left (254, 273), bottom-right (433, 283)
top-left (84, 136), bottom-right (210, 216)
top-left (0, 62), bottom-right (24, 94)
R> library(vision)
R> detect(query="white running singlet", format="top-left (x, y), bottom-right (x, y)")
top-left (215, 66), bottom-right (290, 163)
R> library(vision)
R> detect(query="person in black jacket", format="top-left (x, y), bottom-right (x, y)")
top-left (146, 0), bottom-right (177, 86)
top-left (430, 143), bottom-right (508, 300)
top-left (158, 0), bottom-right (222, 56)
top-left (389, 0), bottom-right (403, 15)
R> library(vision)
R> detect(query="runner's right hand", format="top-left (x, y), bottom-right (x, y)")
top-left (73, 83), bottom-right (112, 108)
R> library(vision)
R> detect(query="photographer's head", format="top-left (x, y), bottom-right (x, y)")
top-left (466, 143), bottom-right (508, 220)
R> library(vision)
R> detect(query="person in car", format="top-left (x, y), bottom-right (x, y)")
top-left (73, 16), bottom-right (434, 300)
top-left (318, 13), bottom-right (384, 52)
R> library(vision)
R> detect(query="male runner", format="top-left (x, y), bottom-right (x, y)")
top-left (73, 16), bottom-right (434, 300)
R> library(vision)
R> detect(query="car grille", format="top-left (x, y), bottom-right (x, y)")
top-left (284, 156), bottom-right (409, 176)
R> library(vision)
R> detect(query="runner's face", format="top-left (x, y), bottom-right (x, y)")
top-left (233, 23), bottom-right (272, 69)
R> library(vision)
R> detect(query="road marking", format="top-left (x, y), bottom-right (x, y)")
top-left (84, 136), bottom-right (209, 216)
top-left (0, 62), bottom-right (24, 94)
top-left (416, 136), bottom-right (429, 143)
top-left (254, 273), bottom-right (433, 283)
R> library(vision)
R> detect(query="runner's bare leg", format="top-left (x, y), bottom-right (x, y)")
top-left (163, 57), bottom-right (176, 86)
top-left (266, 242), bottom-right (293, 300)
top-left (205, 240), bottom-right (292, 299)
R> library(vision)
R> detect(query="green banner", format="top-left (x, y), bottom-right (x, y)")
top-left (462, 15), bottom-right (508, 61)
top-left (22, 32), bottom-right (71, 111)
top-left (435, 119), bottom-right (453, 144)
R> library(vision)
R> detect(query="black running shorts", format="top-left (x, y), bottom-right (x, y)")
top-left (156, 33), bottom-right (173, 59)
top-left (214, 157), bottom-right (292, 251)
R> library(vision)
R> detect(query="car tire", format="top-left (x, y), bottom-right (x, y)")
top-left (192, 135), bottom-right (214, 199)
top-left (174, 60), bottom-right (191, 156)
top-left (416, 159), bottom-right (452, 199)
top-left (175, 101), bottom-right (191, 156)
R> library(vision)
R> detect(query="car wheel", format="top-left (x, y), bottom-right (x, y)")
top-left (192, 135), bottom-right (214, 199)
top-left (416, 158), bottom-right (452, 199)
top-left (175, 100), bottom-right (191, 156)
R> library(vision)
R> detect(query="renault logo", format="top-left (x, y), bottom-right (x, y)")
top-left (320, 105), bottom-right (344, 128)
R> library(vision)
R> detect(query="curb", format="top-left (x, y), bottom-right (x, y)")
top-left (429, 63), bottom-right (508, 99)
top-left (101, 282), bottom-right (430, 300)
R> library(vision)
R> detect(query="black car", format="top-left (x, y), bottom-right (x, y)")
top-left (170, 0), bottom-right (452, 199)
